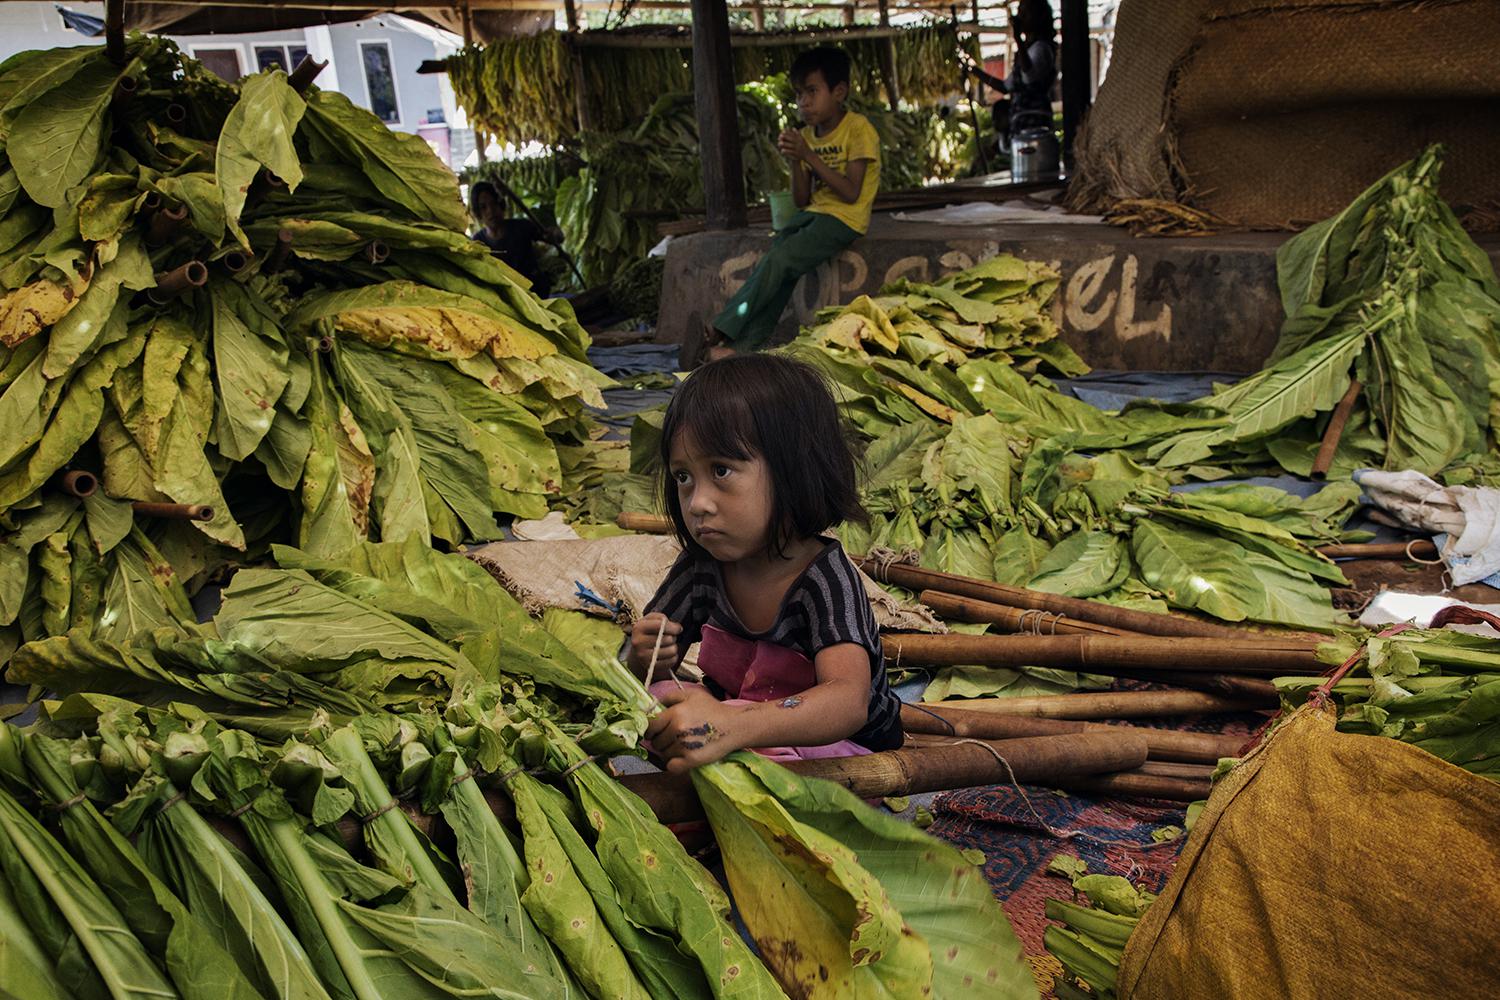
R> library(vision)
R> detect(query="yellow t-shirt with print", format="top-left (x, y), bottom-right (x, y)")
top-left (801, 110), bottom-right (881, 235)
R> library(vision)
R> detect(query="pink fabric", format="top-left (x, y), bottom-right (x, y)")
top-left (649, 624), bottom-right (870, 761)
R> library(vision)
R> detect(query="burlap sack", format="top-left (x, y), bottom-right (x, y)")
top-left (465, 535), bottom-right (945, 632)
top-left (1117, 703), bottom-right (1500, 998)
top-left (1070, 0), bottom-right (1500, 230)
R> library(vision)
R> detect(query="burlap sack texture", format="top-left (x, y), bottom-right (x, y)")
top-left (1070, 0), bottom-right (1500, 231)
top-left (1117, 704), bottom-right (1500, 998)
top-left (465, 534), bottom-right (945, 632)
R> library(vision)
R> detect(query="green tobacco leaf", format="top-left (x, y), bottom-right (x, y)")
top-left (10, 56), bottom-right (131, 208)
top-left (921, 524), bottom-right (994, 581)
top-left (20, 733), bottom-right (268, 1000)
top-left (698, 753), bottom-right (1039, 1000)
top-left (991, 527), bottom-right (1052, 587)
top-left (121, 775), bottom-right (334, 1000)
top-left (214, 567), bottom-right (468, 675)
top-left (1241, 553), bottom-right (1340, 631)
top-left (1130, 520), bottom-right (1263, 622)
top-left (1027, 531), bottom-right (1127, 598)
top-left (1151, 324), bottom-right (1367, 468)
top-left (693, 758), bottom-right (931, 998)
top-left (212, 283), bottom-right (289, 463)
top-left (0, 782), bottom-right (180, 1000)
top-left (302, 90), bottom-right (467, 232)
top-left (0, 496), bottom-right (77, 626)
top-left (216, 70), bottom-right (305, 246)
top-left (95, 531), bottom-right (197, 644)
top-left (0, 866), bottom-right (70, 1000)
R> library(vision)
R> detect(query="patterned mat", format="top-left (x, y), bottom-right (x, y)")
top-left (927, 708), bottom-right (1267, 996)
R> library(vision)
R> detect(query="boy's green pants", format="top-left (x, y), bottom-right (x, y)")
top-left (712, 210), bottom-right (860, 351)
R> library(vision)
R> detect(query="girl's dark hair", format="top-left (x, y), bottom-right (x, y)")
top-left (469, 180), bottom-right (502, 211)
top-left (658, 354), bottom-right (867, 558)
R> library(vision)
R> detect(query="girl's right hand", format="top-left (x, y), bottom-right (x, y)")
top-left (629, 613), bottom-right (682, 674)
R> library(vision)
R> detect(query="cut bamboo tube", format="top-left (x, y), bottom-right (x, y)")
top-left (883, 631), bottom-right (1320, 676)
top-left (148, 260), bottom-right (207, 302)
top-left (131, 502), bottom-right (213, 521)
top-left (617, 732), bottom-right (1147, 824)
top-left (1057, 770), bottom-right (1213, 802)
top-left (617, 511), bottom-right (672, 534)
top-left (1134, 761), bottom-right (1215, 781)
top-left (288, 53), bottom-right (328, 93)
top-left (919, 589), bottom-right (1141, 637)
top-left (925, 689), bottom-right (1260, 720)
top-left (1316, 540), bottom-right (1438, 560)
top-left (859, 558), bottom-right (1248, 639)
top-left (899, 703), bottom-right (1245, 764)
top-left (56, 470), bottom-right (98, 498)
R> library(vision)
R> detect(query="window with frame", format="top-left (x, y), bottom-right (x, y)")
top-left (360, 41), bottom-right (400, 124)
top-left (194, 48), bottom-right (243, 82)
top-left (254, 44), bottom-right (310, 74)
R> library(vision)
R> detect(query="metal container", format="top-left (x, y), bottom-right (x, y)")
top-left (1011, 125), bottom-right (1060, 181)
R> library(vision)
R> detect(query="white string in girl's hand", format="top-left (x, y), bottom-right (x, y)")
top-left (641, 616), bottom-right (685, 704)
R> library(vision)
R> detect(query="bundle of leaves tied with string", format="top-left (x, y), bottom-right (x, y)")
top-left (1, 534), bottom-right (1042, 1000)
top-left (0, 37), bottom-right (613, 667)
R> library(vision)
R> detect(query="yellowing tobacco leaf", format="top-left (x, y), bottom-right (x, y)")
top-left (0, 278), bottom-right (76, 346)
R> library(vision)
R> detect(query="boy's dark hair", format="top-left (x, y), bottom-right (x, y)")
top-left (790, 46), bottom-right (851, 91)
top-left (469, 180), bottom-right (501, 212)
top-left (658, 354), bottom-right (867, 559)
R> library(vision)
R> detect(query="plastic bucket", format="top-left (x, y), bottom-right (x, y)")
top-left (768, 190), bottom-right (796, 231)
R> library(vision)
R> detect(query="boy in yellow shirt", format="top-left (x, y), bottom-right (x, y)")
top-left (707, 47), bottom-right (881, 358)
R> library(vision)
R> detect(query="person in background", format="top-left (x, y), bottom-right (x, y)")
top-left (966, 0), bottom-right (1057, 152)
top-left (469, 180), bottom-right (559, 297)
top-left (704, 46), bottom-right (882, 361)
top-left (628, 355), bottom-right (903, 771)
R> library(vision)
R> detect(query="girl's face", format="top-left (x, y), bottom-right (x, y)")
top-left (669, 431), bottom-right (774, 562)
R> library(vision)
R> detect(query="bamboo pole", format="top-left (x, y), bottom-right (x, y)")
top-left (1316, 540), bottom-right (1438, 560)
top-left (919, 589), bottom-right (1140, 637)
top-left (617, 511), bottom-right (673, 533)
top-left (1103, 668), bottom-right (1279, 702)
top-left (924, 689), bottom-right (1261, 719)
top-left (55, 470), bottom-right (98, 499)
top-left (898, 703), bottom-right (1247, 764)
top-left (859, 558), bottom-right (1251, 639)
top-left (1058, 770), bottom-right (1212, 802)
top-left (883, 632), bottom-right (1321, 676)
top-left (617, 732), bottom-right (1147, 823)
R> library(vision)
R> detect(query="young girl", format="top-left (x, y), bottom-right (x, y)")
top-left (629, 354), bottom-right (903, 773)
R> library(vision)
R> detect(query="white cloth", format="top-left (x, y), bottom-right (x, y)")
top-left (1353, 468), bottom-right (1500, 586)
top-left (890, 201), bottom-right (1104, 226)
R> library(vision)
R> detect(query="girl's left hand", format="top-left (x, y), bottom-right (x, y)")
top-left (645, 687), bottom-right (745, 773)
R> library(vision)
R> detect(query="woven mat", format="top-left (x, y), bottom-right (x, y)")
top-left (926, 705), bottom-right (1266, 996)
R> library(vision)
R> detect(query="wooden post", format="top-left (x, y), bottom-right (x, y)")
top-left (105, 0), bottom-right (125, 66)
top-left (690, 0), bottom-right (747, 229)
top-left (843, 3), bottom-right (856, 25)
top-left (876, 0), bottom-right (901, 111)
top-left (752, 0), bottom-right (765, 30)
top-left (1059, 0), bottom-right (1091, 170)
top-left (563, 0), bottom-right (595, 132)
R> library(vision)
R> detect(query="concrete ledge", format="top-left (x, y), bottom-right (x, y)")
top-left (658, 214), bottom-right (1500, 372)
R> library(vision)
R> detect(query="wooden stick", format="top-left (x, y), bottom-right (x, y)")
top-left (1134, 761), bottom-right (1214, 781)
top-left (899, 703), bottom-right (1247, 764)
top-left (616, 732), bottom-right (1148, 824)
top-left (1316, 540), bottom-right (1438, 560)
top-left (883, 632), bottom-right (1321, 676)
top-left (925, 689), bottom-right (1261, 720)
top-left (264, 229), bottom-right (294, 273)
top-left (617, 511), bottom-right (672, 534)
top-left (131, 502), bottom-right (214, 522)
top-left (859, 558), bottom-right (1250, 640)
top-left (919, 589), bottom-right (1141, 637)
top-left (1311, 378), bottom-right (1361, 479)
top-left (105, 0), bottom-right (125, 66)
